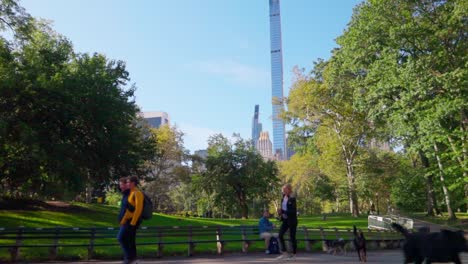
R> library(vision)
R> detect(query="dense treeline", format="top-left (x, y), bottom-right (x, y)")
top-left (283, 0), bottom-right (467, 218)
top-left (1, 0), bottom-right (465, 220)
top-left (0, 0), bottom-right (156, 200)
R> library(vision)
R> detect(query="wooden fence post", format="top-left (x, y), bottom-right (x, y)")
top-left (216, 226), bottom-right (224, 255)
top-left (49, 227), bottom-right (60, 260)
top-left (241, 226), bottom-right (249, 253)
top-left (334, 227), bottom-right (339, 239)
top-left (157, 227), bottom-right (164, 258)
top-left (87, 228), bottom-right (95, 260)
top-left (319, 227), bottom-right (326, 252)
top-left (188, 225), bottom-right (195, 257)
top-left (302, 226), bottom-right (311, 252)
top-left (10, 227), bottom-right (23, 262)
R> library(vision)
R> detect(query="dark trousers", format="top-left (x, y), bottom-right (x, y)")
top-left (278, 220), bottom-right (297, 254)
top-left (117, 222), bottom-right (137, 262)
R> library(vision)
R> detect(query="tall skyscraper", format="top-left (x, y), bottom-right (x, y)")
top-left (251, 105), bottom-right (262, 146)
top-left (256, 131), bottom-right (273, 160)
top-left (269, 0), bottom-right (286, 160)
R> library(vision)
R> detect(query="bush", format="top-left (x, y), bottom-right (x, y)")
top-left (105, 188), bottom-right (121, 206)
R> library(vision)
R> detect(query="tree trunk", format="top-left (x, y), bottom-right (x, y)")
top-left (237, 191), bottom-right (249, 219)
top-left (447, 134), bottom-right (467, 212)
top-left (433, 143), bottom-right (456, 220)
top-left (85, 172), bottom-right (93, 204)
top-left (461, 114), bottom-right (468, 212)
top-left (346, 162), bottom-right (359, 217)
top-left (419, 151), bottom-right (440, 216)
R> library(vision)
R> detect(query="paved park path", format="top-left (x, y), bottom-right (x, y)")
top-left (34, 251), bottom-right (468, 264)
top-left (411, 217), bottom-right (463, 232)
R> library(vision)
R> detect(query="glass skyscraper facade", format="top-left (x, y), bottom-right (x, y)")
top-left (251, 105), bottom-right (262, 146)
top-left (269, 0), bottom-right (286, 159)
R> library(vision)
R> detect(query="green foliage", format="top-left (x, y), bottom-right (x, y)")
top-left (0, 2), bottom-right (156, 199)
top-left (334, 0), bottom-right (467, 218)
top-left (285, 0), bottom-right (467, 218)
top-left (105, 188), bottom-right (121, 206)
top-left (278, 151), bottom-right (335, 214)
top-left (195, 134), bottom-right (280, 219)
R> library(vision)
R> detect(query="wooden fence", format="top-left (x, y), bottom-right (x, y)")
top-left (0, 225), bottom-right (404, 262)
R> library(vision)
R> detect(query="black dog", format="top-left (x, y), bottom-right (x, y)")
top-left (325, 238), bottom-right (347, 255)
top-left (392, 223), bottom-right (467, 264)
top-left (353, 225), bottom-right (367, 262)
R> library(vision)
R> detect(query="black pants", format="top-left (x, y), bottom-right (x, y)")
top-left (278, 220), bottom-right (297, 254)
top-left (119, 223), bottom-right (138, 261)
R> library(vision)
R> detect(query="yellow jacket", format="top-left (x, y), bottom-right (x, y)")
top-left (120, 187), bottom-right (144, 226)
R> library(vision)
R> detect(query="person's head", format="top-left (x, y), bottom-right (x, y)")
top-left (282, 184), bottom-right (292, 196)
top-left (128, 176), bottom-right (139, 189)
top-left (263, 210), bottom-right (270, 218)
top-left (119, 177), bottom-right (129, 191)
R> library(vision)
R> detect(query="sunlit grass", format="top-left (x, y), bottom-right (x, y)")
top-left (0, 204), bottom-right (383, 261)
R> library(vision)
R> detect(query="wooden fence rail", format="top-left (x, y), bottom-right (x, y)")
top-left (0, 225), bottom-right (404, 262)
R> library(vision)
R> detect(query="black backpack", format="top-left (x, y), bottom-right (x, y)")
top-left (268, 237), bottom-right (280, 254)
top-left (128, 191), bottom-right (153, 220)
top-left (141, 192), bottom-right (153, 220)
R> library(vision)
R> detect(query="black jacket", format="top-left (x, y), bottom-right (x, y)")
top-left (118, 189), bottom-right (130, 222)
top-left (280, 195), bottom-right (297, 224)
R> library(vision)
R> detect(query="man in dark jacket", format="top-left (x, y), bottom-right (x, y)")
top-left (116, 177), bottom-right (130, 263)
top-left (276, 184), bottom-right (298, 261)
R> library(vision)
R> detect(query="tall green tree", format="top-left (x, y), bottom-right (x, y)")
top-left (143, 125), bottom-right (190, 212)
top-left (286, 60), bottom-right (371, 217)
top-left (197, 134), bottom-right (279, 219)
top-left (278, 151), bottom-right (334, 214)
top-left (0, 10), bottom-right (155, 198)
top-left (335, 0), bottom-right (467, 219)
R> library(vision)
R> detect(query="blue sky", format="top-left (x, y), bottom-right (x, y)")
top-left (21, 0), bottom-right (361, 152)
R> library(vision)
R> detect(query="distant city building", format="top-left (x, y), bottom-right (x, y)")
top-left (369, 138), bottom-right (392, 152)
top-left (142, 111), bottom-right (170, 128)
top-left (286, 136), bottom-right (295, 159)
top-left (251, 105), bottom-right (263, 146)
top-left (256, 131), bottom-right (273, 160)
top-left (193, 149), bottom-right (208, 172)
top-left (194, 149), bottom-right (208, 160)
top-left (269, 0), bottom-right (287, 160)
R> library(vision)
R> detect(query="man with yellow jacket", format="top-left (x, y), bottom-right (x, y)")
top-left (119, 176), bottom-right (144, 264)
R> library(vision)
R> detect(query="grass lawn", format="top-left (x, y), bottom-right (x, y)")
top-left (0, 203), bottom-right (368, 228)
top-left (0, 202), bottom-right (370, 261)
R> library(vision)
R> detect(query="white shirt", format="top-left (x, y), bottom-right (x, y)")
top-left (282, 196), bottom-right (288, 211)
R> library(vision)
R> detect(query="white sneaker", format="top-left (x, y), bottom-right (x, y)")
top-left (286, 254), bottom-right (296, 261)
top-left (275, 252), bottom-right (289, 260)
top-left (265, 249), bottom-right (270, 254)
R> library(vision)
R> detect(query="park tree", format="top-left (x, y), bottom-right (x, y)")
top-left (285, 59), bottom-right (371, 217)
top-left (196, 134), bottom-right (279, 219)
top-left (143, 125), bottom-right (190, 212)
top-left (0, 4), bottom-right (155, 199)
top-left (0, 0), bottom-right (34, 39)
top-left (278, 151), bottom-right (334, 214)
top-left (335, 0), bottom-right (467, 219)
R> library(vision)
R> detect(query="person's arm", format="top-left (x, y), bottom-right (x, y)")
top-left (130, 191), bottom-right (144, 226)
top-left (266, 219), bottom-right (274, 231)
top-left (120, 207), bottom-right (131, 225)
